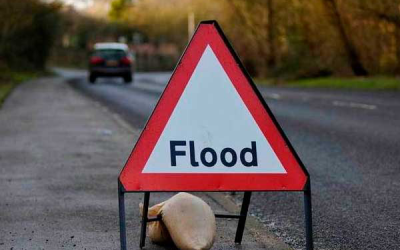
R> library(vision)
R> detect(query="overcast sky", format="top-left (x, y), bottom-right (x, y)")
top-left (57, 0), bottom-right (94, 10)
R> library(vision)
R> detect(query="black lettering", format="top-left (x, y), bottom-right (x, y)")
top-left (200, 147), bottom-right (217, 167)
top-left (189, 141), bottom-right (199, 167)
top-left (170, 140), bottom-right (186, 166)
top-left (240, 141), bottom-right (258, 167)
top-left (220, 148), bottom-right (237, 167)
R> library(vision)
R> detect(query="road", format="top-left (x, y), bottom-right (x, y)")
top-left (56, 68), bottom-right (400, 250)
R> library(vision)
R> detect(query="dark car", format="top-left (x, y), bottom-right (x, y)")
top-left (88, 43), bottom-right (134, 84)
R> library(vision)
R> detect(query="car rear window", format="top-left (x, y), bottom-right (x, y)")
top-left (93, 49), bottom-right (127, 60)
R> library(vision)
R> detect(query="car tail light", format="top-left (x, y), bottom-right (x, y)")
top-left (120, 56), bottom-right (131, 65)
top-left (90, 56), bottom-right (104, 65)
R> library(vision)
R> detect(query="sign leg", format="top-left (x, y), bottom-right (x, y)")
top-left (304, 185), bottom-right (314, 250)
top-left (140, 192), bottom-right (150, 249)
top-left (118, 183), bottom-right (127, 250)
top-left (235, 191), bottom-right (252, 244)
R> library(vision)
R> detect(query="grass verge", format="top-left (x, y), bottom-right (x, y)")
top-left (0, 70), bottom-right (45, 108)
top-left (257, 77), bottom-right (400, 90)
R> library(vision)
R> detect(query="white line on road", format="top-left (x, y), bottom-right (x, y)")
top-left (332, 100), bottom-right (377, 110)
top-left (263, 93), bottom-right (281, 100)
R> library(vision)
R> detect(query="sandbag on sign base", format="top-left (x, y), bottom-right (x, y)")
top-left (160, 192), bottom-right (216, 250)
top-left (140, 202), bottom-right (172, 245)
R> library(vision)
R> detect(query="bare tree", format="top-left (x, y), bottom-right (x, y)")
top-left (324, 0), bottom-right (368, 76)
top-left (266, 0), bottom-right (275, 68)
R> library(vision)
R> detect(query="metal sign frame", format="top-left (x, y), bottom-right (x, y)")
top-left (117, 20), bottom-right (313, 250)
top-left (118, 181), bottom-right (313, 250)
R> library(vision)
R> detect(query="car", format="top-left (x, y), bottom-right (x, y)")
top-left (88, 43), bottom-right (134, 84)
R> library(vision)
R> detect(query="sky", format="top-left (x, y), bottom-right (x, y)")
top-left (49, 0), bottom-right (111, 17)
top-left (57, 0), bottom-right (94, 10)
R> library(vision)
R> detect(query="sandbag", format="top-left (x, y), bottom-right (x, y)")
top-left (160, 192), bottom-right (216, 250)
top-left (139, 202), bottom-right (172, 244)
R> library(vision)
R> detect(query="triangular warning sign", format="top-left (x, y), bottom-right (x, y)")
top-left (119, 21), bottom-right (308, 191)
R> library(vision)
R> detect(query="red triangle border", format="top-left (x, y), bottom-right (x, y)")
top-left (119, 21), bottom-right (309, 191)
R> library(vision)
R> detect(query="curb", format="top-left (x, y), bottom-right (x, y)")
top-left (207, 192), bottom-right (293, 250)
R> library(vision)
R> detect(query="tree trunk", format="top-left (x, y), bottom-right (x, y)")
top-left (325, 0), bottom-right (368, 76)
top-left (266, 0), bottom-right (275, 69)
top-left (395, 26), bottom-right (400, 76)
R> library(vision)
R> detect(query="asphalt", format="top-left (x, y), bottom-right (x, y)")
top-left (0, 76), bottom-right (291, 250)
top-left (54, 68), bottom-right (400, 250)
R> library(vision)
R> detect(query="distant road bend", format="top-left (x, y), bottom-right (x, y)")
top-left (56, 68), bottom-right (400, 250)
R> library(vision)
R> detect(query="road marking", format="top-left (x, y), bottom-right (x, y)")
top-left (263, 93), bottom-right (281, 100)
top-left (332, 100), bottom-right (377, 110)
top-left (96, 128), bottom-right (113, 136)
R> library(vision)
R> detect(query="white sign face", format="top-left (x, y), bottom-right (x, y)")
top-left (142, 46), bottom-right (286, 174)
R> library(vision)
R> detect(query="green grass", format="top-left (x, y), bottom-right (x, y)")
top-left (257, 77), bottom-right (400, 90)
top-left (0, 70), bottom-right (44, 108)
top-left (0, 82), bottom-right (18, 106)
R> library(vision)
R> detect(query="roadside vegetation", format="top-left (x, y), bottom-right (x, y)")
top-left (51, 7), bottom-right (135, 69)
top-left (257, 77), bottom-right (400, 90)
top-left (109, 0), bottom-right (400, 81)
top-left (286, 77), bottom-right (400, 90)
top-left (0, 0), bottom-right (61, 70)
top-left (0, 0), bottom-right (61, 106)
